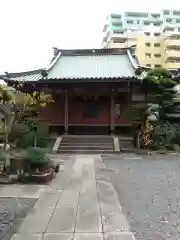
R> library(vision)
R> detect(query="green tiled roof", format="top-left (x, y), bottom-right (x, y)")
top-left (47, 53), bottom-right (136, 79)
top-left (1, 69), bottom-right (43, 82)
top-left (1, 48), bottom-right (140, 83)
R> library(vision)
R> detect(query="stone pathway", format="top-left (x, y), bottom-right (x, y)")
top-left (9, 154), bottom-right (135, 240)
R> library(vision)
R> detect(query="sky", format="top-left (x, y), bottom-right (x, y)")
top-left (0, 0), bottom-right (179, 74)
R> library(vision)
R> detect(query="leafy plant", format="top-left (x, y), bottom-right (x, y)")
top-left (25, 147), bottom-right (51, 172)
top-left (8, 123), bottom-right (29, 143)
top-left (16, 128), bottom-right (49, 149)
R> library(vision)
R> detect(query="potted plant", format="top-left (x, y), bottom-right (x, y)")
top-left (22, 147), bottom-right (54, 183)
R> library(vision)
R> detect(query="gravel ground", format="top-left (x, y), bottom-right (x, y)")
top-left (103, 154), bottom-right (180, 240)
top-left (0, 197), bottom-right (36, 240)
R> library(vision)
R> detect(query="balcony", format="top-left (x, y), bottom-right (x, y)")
top-left (165, 61), bottom-right (180, 69)
top-left (110, 13), bottom-right (122, 19)
top-left (164, 31), bottom-right (180, 38)
top-left (112, 33), bottom-right (127, 40)
top-left (107, 41), bottom-right (128, 48)
top-left (165, 39), bottom-right (180, 47)
top-left (111, 20), bottom-right (123, 27)
top-left (166, 50), bottom-right (180, 58)
top-left (125, 12), bottom-right (148, 18)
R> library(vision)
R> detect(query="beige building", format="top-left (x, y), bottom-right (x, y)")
top-left (135, 25), bottom-right (163, 68)
top-left (136, 26), bottom-right (180, 69)
top-left (102, 10), bottom-right (180, 69)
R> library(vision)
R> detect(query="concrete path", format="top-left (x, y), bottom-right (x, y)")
top-left (9, 154), bottom-right (135, 240)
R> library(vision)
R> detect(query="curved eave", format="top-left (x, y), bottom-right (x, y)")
top-left (4, 76), bottom-right (141, 85)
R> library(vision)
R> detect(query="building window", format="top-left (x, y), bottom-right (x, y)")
top-left (154, 54), bottom-right (161, 58)
top-left (173, 10), bottom-right (180, 15)
top-left (176, 19), bottom-right (180, 23)
top-left (113, 39), bottom-right (126, 43)
top-left (155, 64), bottom-right (161, 68)
top-left (163, 10), bottom-right (170, 15)
top-left (127, 20), bottom-right (133, 24)
top-left (145, 32), bottom-right (150, 36)
top-left (168, 59), bottom-right (180, 63)
top-left (146, 64), bottom-right (151, 67)
top-left (137, 20), bottom-right (140, 24)
top-left (154, 43), bottom-right (160, 47)
top-left (113, 30), bottom-right (124, 34)
top-left (154, 22), bottom-right (161, 26)
top-left (112, 22), bottom-right (122, 27)
top-left (166, 18), bottom-right (172, 22)
top-left (146, 53), bottom-right (151, 57)
top-left (144, 21), bottom-right (150, 25)
top-left (145, 42), bottom-right (151, 47)
top-left (111, 14), bottom-right (122, 19)
top-left (154, 32), bottom-right (161, 37)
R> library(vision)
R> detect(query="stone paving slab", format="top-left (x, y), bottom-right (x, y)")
top-left (73, 233), bottom-right (103, 240)
top-left (0, 185), bottom-right (43, 198)
top-left (75, 156), bottom-right (102, 233)
top-left (104, 232), bottom-right (136, 240)
top-left (57, 190), bottom-right (79, 206)
top-left (43, 233), bottom-right (73, 240)
top-left (34, 190), bottom-right (62, 208)
top-left (46, 206), bottom-right (77, 233)
top-left (19, 206), bottom-right (54, 233)
top-left (75, 205), bottom-right (102, 233)
top-left (11, 234), bottom-right (42, 240)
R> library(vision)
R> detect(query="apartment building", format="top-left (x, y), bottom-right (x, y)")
top-left (136, 25), bottom-right (163, 69)
top-left (102, 10), bottom-right (180, 69)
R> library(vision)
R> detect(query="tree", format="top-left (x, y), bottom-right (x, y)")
top-left (19, 91), bottom-right (53, 147)
top-left (0, 86), bottom-right (15, 151)
top-left (142, 68), bottom-right (178, 122)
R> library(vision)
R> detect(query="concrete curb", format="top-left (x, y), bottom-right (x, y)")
top-left (52, 136), bottom-right (62, 153)
top-left (113, 136), bottom-right (121, 153)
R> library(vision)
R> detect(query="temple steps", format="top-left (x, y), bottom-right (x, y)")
top-left (58, 135), bottom-right (115, 153)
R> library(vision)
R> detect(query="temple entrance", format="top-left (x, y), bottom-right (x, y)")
top-left (68, 95), bottom-right (110, 134)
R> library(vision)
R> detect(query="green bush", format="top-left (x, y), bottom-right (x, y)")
top-left (8, 123), bottom-right (29, 143)
top-left (25, 147), bottom-right (51, 171)
top-left (173, 130), bottom-right (180, 145)
top-left (16, 128), bottom-right (49, 149)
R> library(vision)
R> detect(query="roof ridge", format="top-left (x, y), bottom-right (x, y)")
top-left (46, 52), bottom-right (61, 72)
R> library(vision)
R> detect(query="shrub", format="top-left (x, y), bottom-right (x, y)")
top-left (8, 123), bottom-right (29, 143)
top-left (16, 128), bottom-right (49, 149)
top-left (25, 147), bottom-right (51, 172)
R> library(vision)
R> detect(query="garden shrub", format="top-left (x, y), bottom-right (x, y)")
top-left (16, 128), bottom-right (49, 149)
top-left (25, 147), bottom-right (51, 171)
top-left (8, 123), bottom-right (29, 143)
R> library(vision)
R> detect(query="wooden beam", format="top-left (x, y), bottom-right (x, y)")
top-left (110, 89), bottom-right (115, 134)
top-left (64, 90), bottom-right (68, 134)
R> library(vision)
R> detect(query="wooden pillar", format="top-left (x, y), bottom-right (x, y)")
top-left (127, 82), bottom-right (132, 120)
top-left (110, 89), bottom-right (115, 134)
top-left (64, 90), bottom-right (68, 134)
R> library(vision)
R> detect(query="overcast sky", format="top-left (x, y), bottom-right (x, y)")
top-left (0, 0), bottom-right (179, 73)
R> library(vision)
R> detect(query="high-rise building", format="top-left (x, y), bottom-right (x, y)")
top-left (102, 10), bottom-right (180, 69)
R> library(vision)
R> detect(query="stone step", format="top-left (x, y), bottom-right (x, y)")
top-left (58, 149), bottom-right (114, 153)
top-left (60, 146), bottom-right (114, 150)
top-left (61, 142), bottom-right (114, 146)
top-left (62, 139), bottom-right (113, 143)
